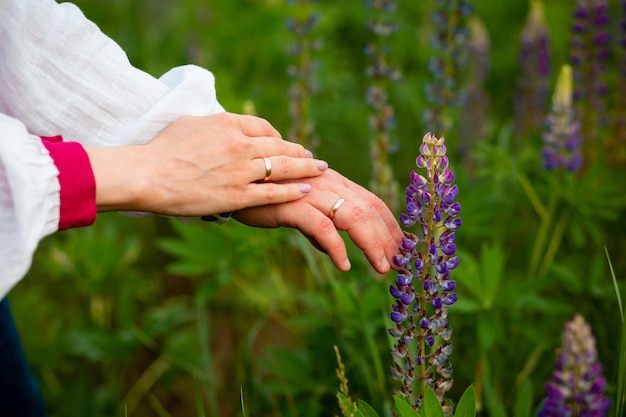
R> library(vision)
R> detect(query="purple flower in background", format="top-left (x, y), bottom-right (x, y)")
top-left (570, 0), bottom-right (610, 145)
top-left (423, 0), bottom-right (473, 135)
top-left (608, 0), bottom-right (626, 164)
top-left (389, 133), bottom-right (461, 415)
top-left (542, 65), bottom-right (583, 172)
top-left (538, 314), bottom-right (610, 417)
top-left (364, 0), bottom-right (401, 214)
top-left (459, 17), bottom-right (490, 160)
top-left (286, 0), bottom-right (322, 150)
top-left (514, 0), bottom-right (551, 136)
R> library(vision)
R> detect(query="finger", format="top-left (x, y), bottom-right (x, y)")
top-left (237, 114), bottom-right (283, 139)
top-left (248, 156), bottom-right (328, 183)
top-left (341, 178), bottom-right (404, 243)
top-left (311, 190), bottom-right (398, 274)
top-left (232, 204), bottom-right (351, 271)
top-left (244, 136), bottom-right (314, 160)
top-left (325, 170), bottom-right (404, 266)
top-left (242, 182), bottom-right (313, 208)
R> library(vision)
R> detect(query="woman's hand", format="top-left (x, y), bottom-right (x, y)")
top-left (233, 169), bottom-right (403, 274)
top-left (86, 112), bottom-right (328, 215)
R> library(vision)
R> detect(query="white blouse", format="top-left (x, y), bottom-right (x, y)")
top-left (0, 0), bottom-right (225, 298)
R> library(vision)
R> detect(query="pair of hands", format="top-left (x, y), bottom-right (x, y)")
top-left (87, 112), bottom-right (403, 274)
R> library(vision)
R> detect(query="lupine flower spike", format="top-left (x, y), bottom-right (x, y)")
top-left (364, 0), bottom-right (401, 213)
top-left (570, 0), bottom-right (610, 148)
top-left (459, 17), bottom-right (490, 157)
top-left (514, 0), bottom-right (551, 137)
top-left (608, 0), bottom-right (626, 164)
top-left (542, 65), bottom-right (583, 172)
top-left (538, 314), bottom-right (610, 417)
top-left (423, 0), bottom-right (473, 135)
top-left (286, 0), bottom-right (321, 150)
top-left (389, 133), bottom-right (461, 415)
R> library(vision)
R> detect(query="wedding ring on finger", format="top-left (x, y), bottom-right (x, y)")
top-left (262, 157), bottom-right (272, 182)
top-left (329, 198), bottom-right (346, 220)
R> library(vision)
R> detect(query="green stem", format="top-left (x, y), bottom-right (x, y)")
top-left (538, 208), bottom-right (569, 277)
top-left (518, 173), bottom-right (548, 221)
top-left (527, 191), bottom-right (558, 278)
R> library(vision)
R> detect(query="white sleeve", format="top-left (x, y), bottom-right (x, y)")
top-left (0, 0), bottom-right (225, 147)
top-left (0, 0), bottom-right (226, 297)
top-left (0, 114), bottom-right (60, 298)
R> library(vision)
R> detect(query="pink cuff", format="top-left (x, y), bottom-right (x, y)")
top-left (41, 135), bottom-right (96, 231)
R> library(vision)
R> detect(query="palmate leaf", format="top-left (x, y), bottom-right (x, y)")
top-left (336, 392), bottom-right (359, 417)
top-left (393, 394), bottom-right (419, 417)
top-left (356, 399), bottom-right (382, 417)
top-left (336, 393), bottom-right (381, 417)
top-left (417, 386), bottom-right (445, 417)
top-left (454, 385), bottom-right (476, 417)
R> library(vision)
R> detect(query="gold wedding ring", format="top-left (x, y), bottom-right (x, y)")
top-left (263, 157), bottom-right (272, 182)
top-left (329, 198), bottom-right (346, 220)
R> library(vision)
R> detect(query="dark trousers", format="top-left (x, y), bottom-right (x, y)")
top-left (0, 298), bottom-right (47, 416)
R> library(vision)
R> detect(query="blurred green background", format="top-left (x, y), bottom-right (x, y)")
top-left (8, 0), bottom-right (626, 416)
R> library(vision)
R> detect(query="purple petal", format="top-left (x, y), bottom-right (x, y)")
top-left (400, 292), bottom-right (415, 305)
top-left (441, 280), bottom-right (456, 292)
top-left (389, 285), bottom-right (403, 299)
top-left (443, 293), bottom-right (458, 305)
top-left (391, 311), bottom-right (407, 323)
top-left (397, 274), bottom-right (412, 287)
top-left (394, 254), bottom-right (410, 267)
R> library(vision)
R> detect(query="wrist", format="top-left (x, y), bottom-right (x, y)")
top-left (85, 145), bottom-right (150, 212)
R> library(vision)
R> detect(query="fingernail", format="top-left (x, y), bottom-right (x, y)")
top-left (342, 259), bottom-right (352, 271)
top-left (305, 149), bottom-right (314, 158)
top-left (316, 160), bottom-right (329, 171)
top-left (299, 184), bottom-right (312, 193)
top-left (380, 256), bottom-right (390, 272)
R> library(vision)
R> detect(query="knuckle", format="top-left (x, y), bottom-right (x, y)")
top-left (224, 136), bottom-right (248, 154)
top-left (384, 235), bottom-right (400, 250)
top-left (316, 216), bottom-right (337, 235)
top-left (369, 238), bottom-right (385, 253)
top-left (278, 156), bottom-right (291, 175)
top-left (264, 184), bottom-right (280, 201)
top-left (369, 193), bottom-right (387, 211)
top-left (256, 117), bottom-right (273, 132)
top-left (349, 204), bottom-right (370, 224)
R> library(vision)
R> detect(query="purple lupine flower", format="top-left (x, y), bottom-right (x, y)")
top-left (514, 0), bottom-right (551, 137)
top-left (388, 133), bottom-right (461, 415)
top-left (538, 314), bottom-right (610, 417)
top-left (364, 0), bottom-right (401, 214)
top-left (423, 0), bottom-right (473, 135)
top-left (459, 17), bottom-right (490, 158)
top-left (608, 0), bottom-right (626, 164)
top-left (542, 65), bottom-right (583, 172)
top-left (286, 0), bottom-right (322, 150)
top-left (570, 0), bottom-right (610, 145)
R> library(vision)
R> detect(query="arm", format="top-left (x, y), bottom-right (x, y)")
top-left (0, 0), bottom-right (223, 146)
top-left (0, 115), bottom-right (82, 298)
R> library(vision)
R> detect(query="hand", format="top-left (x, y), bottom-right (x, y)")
top-left (86, 112), bottom-right (328, 215)
top-left (233, 169), bottom-right (404, 274)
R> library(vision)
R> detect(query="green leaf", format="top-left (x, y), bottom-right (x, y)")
top-left (477, 312), bottom-right (497, 349)
top-left (512, 380), bottom-right (533, 417)
top-left (454, 385), bottom-right (476, 417)
top-left (337, 392), bottom-right (359, 417)
top-left (608, 247), bottom-right (626, 417)
top-left (420, 386), bottom-right (445, 417)
top-left (394, 394), bottom-right (419, 417)
top-left (479, 242), bottom-right (505, 308)
top-left (356, 399), bottom-right (381, 417)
